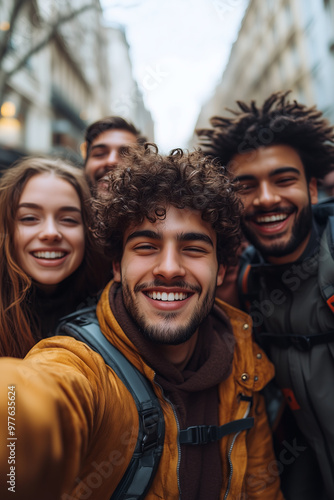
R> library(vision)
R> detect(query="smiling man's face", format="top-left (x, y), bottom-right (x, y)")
top-left (230, 144), bottom-right (318, 264)
top-left (113, 205), bottom-right (225, 345)
top-left (84, 129), bottom-right (138, 190)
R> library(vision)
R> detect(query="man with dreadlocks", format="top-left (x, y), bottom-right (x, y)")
top-left (197, 91), bottom-right (334, 500)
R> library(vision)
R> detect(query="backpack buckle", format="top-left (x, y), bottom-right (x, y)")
top-left (289, 335), bottom-right (311, 351)
top-left (180, 425), bottom-right (218, 445)
top-left (140, 407), bottom-right (161, 452)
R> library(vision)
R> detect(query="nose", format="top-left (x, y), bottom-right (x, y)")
top-left (153, 245), bottom-right (186, 280)
top-left (39, 217), bottom-right (62, 241)
top-left (253, 182), bottom-right (281, 209)
top-left (106, 149), bottom-right (119, 166)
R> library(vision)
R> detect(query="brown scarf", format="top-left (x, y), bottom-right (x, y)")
top-left (109, 282), bottom-right (235, 500)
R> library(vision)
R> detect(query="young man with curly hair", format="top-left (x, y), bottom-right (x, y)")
top-left (197, 91), bottom-right (334, 500)
top-left (0, 146), bottom-right (284, 500)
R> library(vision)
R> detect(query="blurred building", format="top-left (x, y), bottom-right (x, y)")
top-left (0, 0), bottom-right (111, 168)
top-left (106, 24), bottom-right (154, 141)
top-left (193, 0), bottom-right (334, 136)
top-left (0, 0), bottom-right (154, 172)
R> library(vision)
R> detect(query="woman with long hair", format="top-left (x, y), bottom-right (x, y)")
top-left (0, 156), bottom-right (106, 358)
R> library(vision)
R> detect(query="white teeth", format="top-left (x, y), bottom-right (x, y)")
top-left (146, 291), bottom-right (188, 301)
top-left (33, 251), bottom-right (66, 259)
top-left (256, 214), bottom-right (288, 224)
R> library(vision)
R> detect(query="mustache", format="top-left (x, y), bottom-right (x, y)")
top-left (244, 206), bottom-right (295, 220)
top-left (134, 279), bottom-right (201, 294)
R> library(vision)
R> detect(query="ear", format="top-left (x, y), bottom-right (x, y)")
top-left (216, 264), bottom-right (226, 287)
top-left (308, 177), bottom-right (318, 205)
top-left (112, 261), bottom-right (121, 282)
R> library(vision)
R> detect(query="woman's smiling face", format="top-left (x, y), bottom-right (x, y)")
top-left (14, 173), bottom-right (85, 287)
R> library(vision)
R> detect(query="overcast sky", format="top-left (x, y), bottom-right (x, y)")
top-left (101, 0), bottom-right (248, 152)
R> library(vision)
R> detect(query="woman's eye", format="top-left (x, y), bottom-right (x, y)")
top-left (62, 217), bottom-right (80, 224)
top-left (19, 215), bottom-right (38, 222)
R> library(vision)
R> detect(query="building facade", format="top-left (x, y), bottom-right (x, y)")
top-left (194, 0), bottom-right (334, 134)
top-left (0, 0), bottom-right (113, 167)
top-left (0, 0), bottom-right (154, 171)
top-left (106, 24), bottom-right (154, 141)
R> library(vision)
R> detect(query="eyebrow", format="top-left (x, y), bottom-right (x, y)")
top-left (177, 232), bottom-right (214, 247)
top-left (233, 166), bottom-right (301, 182)
top-left (17, 203), bottom-right (81, 213)
top-left (90, 143), bottom-right (108, 151)
top-left (125, 229), bottom-right (214, 247)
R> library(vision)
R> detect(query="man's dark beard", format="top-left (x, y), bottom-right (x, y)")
top-left (241, 203), bottom-right (313, 258)
top-left (121, 281), bottom-right (216, 345)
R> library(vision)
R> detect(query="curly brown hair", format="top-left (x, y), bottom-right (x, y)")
top-left (90, 145), bottom-right (242, 265)
top-left (196, 91), bottom-right (334, 180)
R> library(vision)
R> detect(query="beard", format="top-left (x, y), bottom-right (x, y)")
top-left (121, 279), bottom-right (216, 345)
top-left (241, 203), bottom-right (313, 258)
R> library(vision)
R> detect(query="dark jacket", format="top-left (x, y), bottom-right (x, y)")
top-left (239, 201), bottom-right (334, 498)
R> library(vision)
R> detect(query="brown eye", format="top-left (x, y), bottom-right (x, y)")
top-left (239, 183), bottom-right (254, 192)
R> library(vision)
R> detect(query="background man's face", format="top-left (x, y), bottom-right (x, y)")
top-left (230, 144), bottom-right (318, 264)
top-left (84, 129), bottom-right (137, 190)
top-left (113, 206), bottom-right (225, 345)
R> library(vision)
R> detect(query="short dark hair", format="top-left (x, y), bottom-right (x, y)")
top-left (84, 116), bottom-right (146, 161)
top-left (90, 144), bottom-right (242, 266)
top-left (196, 91), bottom-right (334, 180)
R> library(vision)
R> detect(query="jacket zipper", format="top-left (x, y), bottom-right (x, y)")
top-left (153, 374), bottom-right (182, 498)
top-left (224, 401), bottom-right (251, 499)
top-left (224, 431), bottom-right (239, 500)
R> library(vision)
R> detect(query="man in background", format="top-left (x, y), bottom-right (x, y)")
top-left (84, 115), bottom-right (145, 191)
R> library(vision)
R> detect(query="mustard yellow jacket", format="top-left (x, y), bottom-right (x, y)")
top-left (0, 283), bottom-right (284, 500)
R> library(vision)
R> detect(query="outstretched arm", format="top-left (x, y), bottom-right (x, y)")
top-left (0, 337), bottom-right (136, 500)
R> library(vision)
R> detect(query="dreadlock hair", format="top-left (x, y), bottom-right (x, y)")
top-left (90, 144), bottom-right (242, 266)
top-left (196, 91), bottom-right (334, 180)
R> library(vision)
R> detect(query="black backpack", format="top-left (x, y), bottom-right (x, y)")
top-left (56, 307), bottom-right (254, 499)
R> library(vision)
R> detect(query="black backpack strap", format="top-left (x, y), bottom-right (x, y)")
top-left (56, 312), bottom-right (165, 500)
top-left (179, 417), bottom-right (254, 445)
top-left (257, 331), bottom-right (334, 351)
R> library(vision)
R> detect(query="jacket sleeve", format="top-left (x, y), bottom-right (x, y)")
top-left (245, 392), bottom-right (285, 499)
top-left (0, 336), bottom-right (120, 500)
